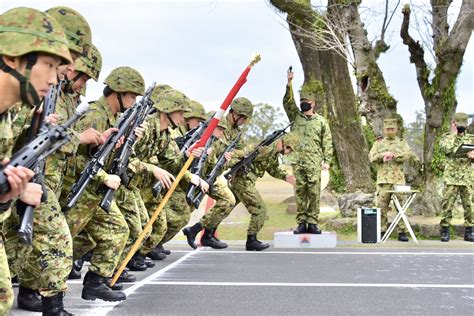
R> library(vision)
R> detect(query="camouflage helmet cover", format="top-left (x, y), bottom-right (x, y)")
top-left (104, 66), bottom-right (145, 96)
top-left (74, 43), bottom-right (102, 81)
top-left (0, 7), bottom-right (72, 64)
top-left (152, 87), bottom-right (190, 113)
top-left (383, 118), bottom-right (398, 129)
top-left (45, 6), bottom-right (92, 54)
top-left (185, 100), bottom-right (207, 120)
top-left (231, 97), bottom-right (253, 118)
top-left (453, 112), bottom-right (468, 127)
top-left (282, 132), bottom-right (299, 150)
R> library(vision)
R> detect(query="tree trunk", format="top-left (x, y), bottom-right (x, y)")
top-left (401, 0), bottom-right (473, 214)
top-left (333, 0), bottom-right (398, 137)
top-left (271, 0), bottom-right (373, 192)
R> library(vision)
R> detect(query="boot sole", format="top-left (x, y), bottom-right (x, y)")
top-left (81, 293), bottom-right (126, 302)
top-left (18, 302), bottom-right (42, 312)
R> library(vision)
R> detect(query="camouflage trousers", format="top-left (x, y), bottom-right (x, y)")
top-left (14, 186), bottom-right (72, 297)
top-left (375, 184), bottom-right (407, 233)
top-left (200, 176), bottom-right (236, 230)
top-left (440, 184), bottom-right (472, 227)
top-left (294, 165), bottom-right (321, 225)
top-left (3, 209), bottom-right (25, 279)
top-left (0, 236), bottom-right (13, 315)
top-left (72, 231), bottom-right (96, 261)
top-left (138, 185), bottom-right (168, 256)
top-left (64, 186), bottom-right (129, 278)
top-left (230, 174), bottom-right (266, 235)
top-left (116, 186), bottom-right (150, 263)
top-left (160, 187), bottom-right (191, 245)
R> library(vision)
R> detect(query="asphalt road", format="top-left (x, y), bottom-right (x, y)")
top-left (10, 246), bottom-right (474, 316)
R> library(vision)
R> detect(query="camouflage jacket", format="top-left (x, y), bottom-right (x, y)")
top-left (130, 116), bottom-right (191, 188)
top-left (369, 137), bottom-right (412, 185)
top-left (283, 84), bottom-right (332, 168)
top-left (439, 132), bottom-right (474, 186)
top-left (235, 143), bottom-right (287, 184)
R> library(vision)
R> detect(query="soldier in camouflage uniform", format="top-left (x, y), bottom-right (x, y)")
top-left (284, 71), bottom-right (332, 234)
top-left (157, 99), bottom-right (209, 253)
top-left (65, 66), bottom-right (146, 302)
top-left (183, 98), bottom-right (252, 249)
top-left (0, 7), bottom-right (72, 315)
top-left (369, 118), bottom-right (414, 242)
top-left (1, 6), bottom-right (93, 314)
top-left (134, 86), bottom-right (208, 259)
top-left (439, 113), bottom-right (474, 242)
top-left (229, 133), bottom-right (298, 251)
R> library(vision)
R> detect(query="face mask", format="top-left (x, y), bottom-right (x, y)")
top-left (456, 126), bottom-right (466, 134)
top-left (300, 102), bottom-right (312, 112)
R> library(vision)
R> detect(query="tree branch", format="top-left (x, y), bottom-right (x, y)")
top-left (400, 4), bottom-right (431, 102)
top-left (446, 0), bottom-right (474, 55)
top-left (431, 0), bottom-right (452, 62)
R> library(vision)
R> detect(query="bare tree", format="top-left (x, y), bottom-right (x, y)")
top-left (270, 0), bottom-right (374, 192)
top-left (400, 0), bottom-right (473, 214)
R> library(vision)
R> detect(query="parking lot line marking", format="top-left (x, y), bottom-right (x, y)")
top-left (142, 281), bottom-right (474, 289)
top-left (198, 250), bottom-right (474, 255)
top-left (88, 248), bottom-right (203, 316)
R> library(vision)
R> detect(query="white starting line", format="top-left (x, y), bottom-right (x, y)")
top-left (140, 281), bottom-right (474, 289)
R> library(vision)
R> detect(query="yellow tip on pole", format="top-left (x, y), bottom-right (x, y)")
top-left (110, 155), bottom-right (195, 286)
top-left (249, 53), bottom-right (261, 68)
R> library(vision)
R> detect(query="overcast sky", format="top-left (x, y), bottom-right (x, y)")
top-left (2, 0), bottom-right (472, 124)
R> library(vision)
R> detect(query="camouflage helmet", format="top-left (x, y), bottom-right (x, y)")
top-left (185, 100), bottom-right (207, 120)
top-left (383, 118), bottom-right (398, 129)
top-left (453, 112), bottom-right (468, 127)
top-left (231, 97), bottom-right (253, 118)
top-left (104, 66), bottom-right (145, 96)
top-left (74, 43), bottom-right (102, 81)
top-left (0, 7), bottom-right (72, 65)
top-left (299, 78), bottom-right (322, 101)
top-left (207, 111), bottom-right (227, 130)
top-left (45, 6), bottom-right (92, 55)
top-left (152, 87), bottom-right (191, 113)
top-left (282, 132), bottom-right (299, 150)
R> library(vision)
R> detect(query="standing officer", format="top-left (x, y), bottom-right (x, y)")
top-left (439, 112), bottom-right (474, 242)
top-left (369, 118), bottom-right (414, 242)
top-left (284, 70), bottom-right (332, 234)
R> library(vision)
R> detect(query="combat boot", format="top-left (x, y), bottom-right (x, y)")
top-left (156, 243), bottom-right (171, 255)
top-left (464, 227), bottom-right (474, 242)
top-left (82, 271), bottom-right (126, 302)
top-left (398, 232), bottom-right (409, 242)
top-left (201, 228), bottom-right (228, 249)
top-left (147, 249), bottom-right (166, 261)
top-left (42, 292), bottom-right (72, 316)
top-left (182, 222), bottom-right (202, 249)
top-left (246, 234), bottom-right (270, 251)
top-left (68, 258), bottom-right (83, 280)
top-left (127, 254), bottom-right (147, 271)
top-left (440, 226), bottom-right (450, 242)
top-left (115, 270), bottom-right (136, 283)
top-left (17, 286), bottom-right (42, 312)
top-left (106, 278), bottom-right (123, 291)
top-left (293, 223), bottom-right (307, 234)
top-left (307, 224), bottom-right (321, 234)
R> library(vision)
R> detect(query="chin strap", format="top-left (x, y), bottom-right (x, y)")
top-left (116, 92), bottom-right (126, 113)
top-left (0, 53), bottom-right (40, 107)
top-left (166, 113), bottom-right (178, 129)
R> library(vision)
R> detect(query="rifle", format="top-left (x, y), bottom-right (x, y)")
top-left (0, 101), bottom-right (89, 242)
top-left (15, 83), bottom-right (62, 244)
top-left (189, 132), bottom-right (241, 209)
top-left (151, 117), bottom-right (210, 198)
top-left (62, 100), bottom-right (141, 212)
top-left (185, 135), bottom-right (215, 206)
top-left (223, 122), bottom-right (293, 180)
top-left (99, 83), bottom-right (156, 212)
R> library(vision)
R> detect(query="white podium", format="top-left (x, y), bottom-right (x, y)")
top-left (274, 231), bottom-right (337, 248)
